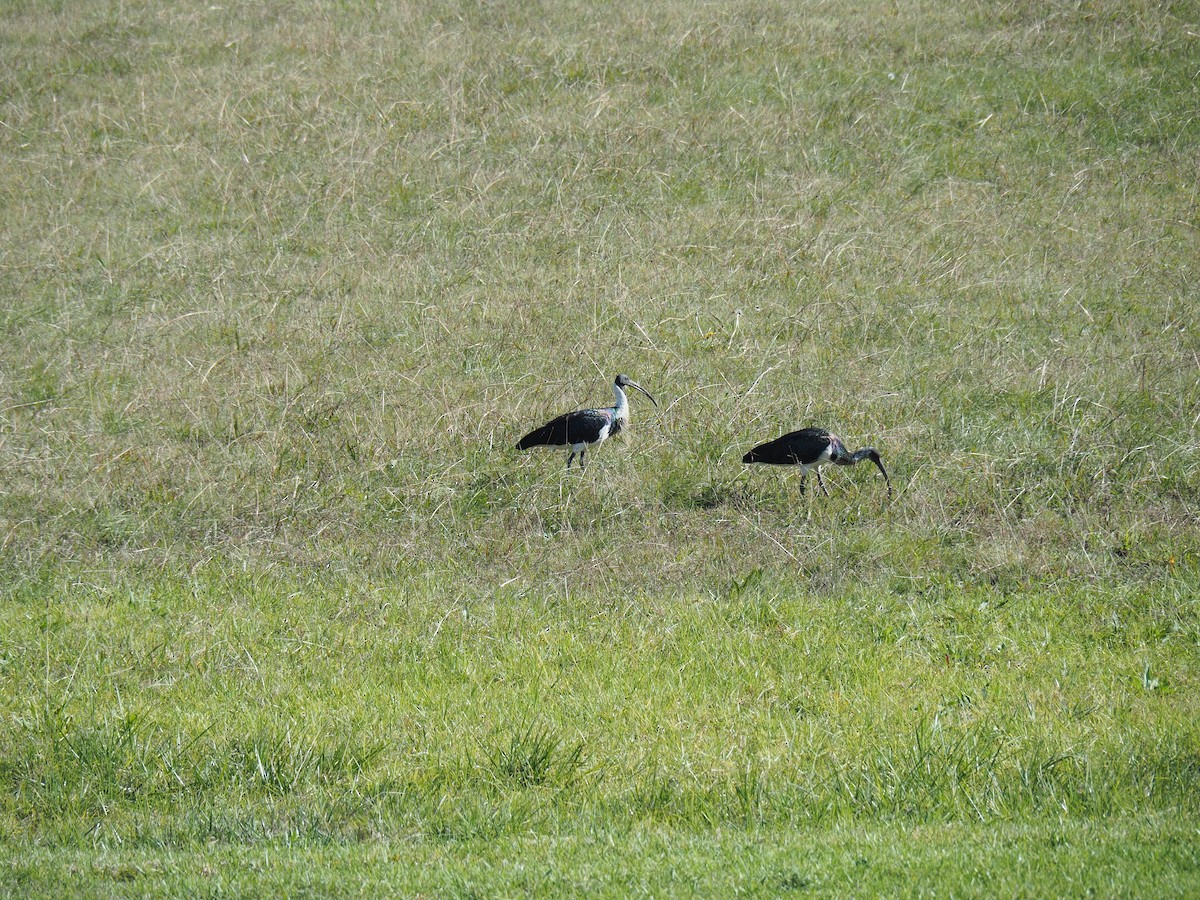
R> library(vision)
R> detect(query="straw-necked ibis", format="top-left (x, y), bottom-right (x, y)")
top-left (742, 427), bottom-right (891, 496)
top-left (517, 374), bottom-right (658, 469)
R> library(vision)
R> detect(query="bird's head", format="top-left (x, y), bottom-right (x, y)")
top-left (614, 374), bottom-right (658, 407)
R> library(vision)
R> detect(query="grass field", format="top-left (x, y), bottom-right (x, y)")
top-left (2, 0), bottom-right (1199, 894)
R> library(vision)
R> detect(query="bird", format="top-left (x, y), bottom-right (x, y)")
top-left (742, 427), bottom-right (891, 496)
top-left (516, 374), bottom-right (658, 469)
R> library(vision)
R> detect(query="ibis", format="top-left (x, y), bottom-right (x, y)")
top-left (742, 427), bottom-right (891, 496)
top-left (516, 374), bottom-right (658, 469)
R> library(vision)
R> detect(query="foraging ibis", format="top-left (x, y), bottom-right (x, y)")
top-left (742, 427), bottom-right (891, 496)
top-left (516, 374), bottom-right (658, 469)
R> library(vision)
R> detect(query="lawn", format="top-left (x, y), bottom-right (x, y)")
top-left (2, 0), bottom-right (1198, 893)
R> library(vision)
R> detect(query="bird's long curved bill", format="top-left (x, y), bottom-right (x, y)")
top-left (872, 456), bottom-right (892, 495)
top-left (628, 381), bottom-right (658, 407)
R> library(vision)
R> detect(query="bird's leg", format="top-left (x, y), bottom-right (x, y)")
top-left (566, 451), bottom-right (576, 469)
top-left (579, 448), bottom-right (587, 470)
top-left (798, 473), bottom-right (807, 495)
top-left (816, 469), bottom-right (829, 497)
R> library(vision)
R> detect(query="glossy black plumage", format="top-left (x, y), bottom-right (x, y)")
top-left (742, 427), bottom-right (834, 467)
top-left (743, 427), bottom-right (890, 496)
top-left (517, 408), bottom-right (620, 451)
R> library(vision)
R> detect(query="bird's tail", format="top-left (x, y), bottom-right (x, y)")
top-left (742, 437), bottom-right (792, 464)
top-left (516, 425), bottom-right (553, 450)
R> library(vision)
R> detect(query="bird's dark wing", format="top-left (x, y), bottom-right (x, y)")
top-left (791, 427), bottom-right (833, 444)
top-left (742, 428), bottom-right (832, 465)
top-left (517, 409), bottom-right (613, 449)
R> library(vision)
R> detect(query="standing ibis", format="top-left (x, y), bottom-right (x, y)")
top-left (516, 374), bottom-right (658, 469)
top-left (742, 427), bottom-right (891, 496)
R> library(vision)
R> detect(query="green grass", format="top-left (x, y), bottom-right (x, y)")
top-left (5, 818), bottom-right (1199, 896)
top-left (2, 0), bottom-right (1199, 892)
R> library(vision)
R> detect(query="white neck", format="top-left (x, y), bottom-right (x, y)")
top-left (612, 381), bottom-right (629, 419)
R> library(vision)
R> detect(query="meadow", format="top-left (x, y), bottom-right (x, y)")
top-left (1, 0), bottom-right (1198, 893)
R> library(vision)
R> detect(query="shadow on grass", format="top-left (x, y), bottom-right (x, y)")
top-left (660, 474), bottom-right (760, 511)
